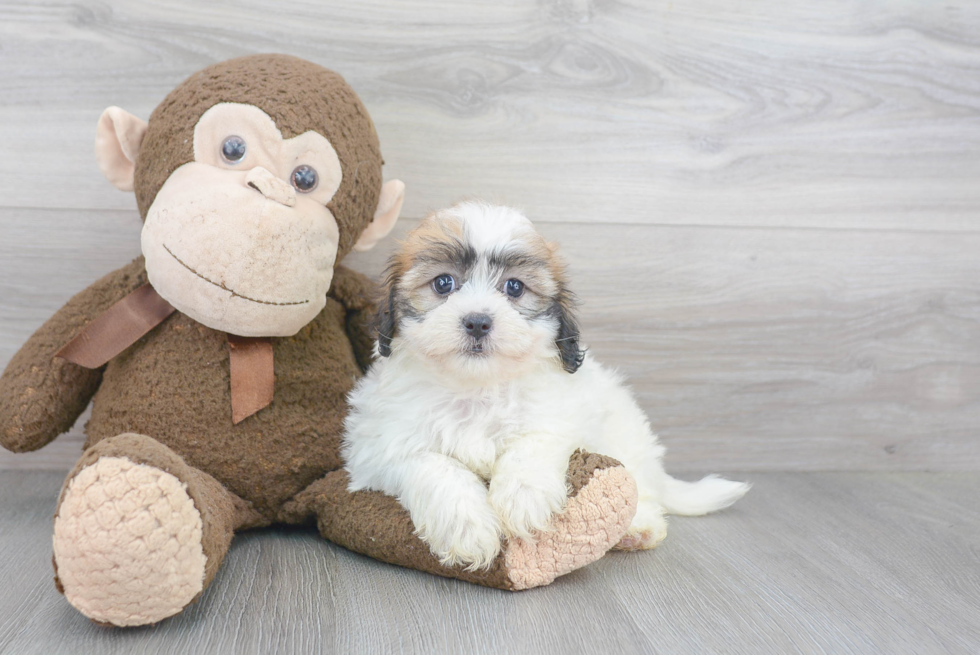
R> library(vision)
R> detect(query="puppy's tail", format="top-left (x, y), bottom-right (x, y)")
top-left (660, 474), bottom-right (750, 516)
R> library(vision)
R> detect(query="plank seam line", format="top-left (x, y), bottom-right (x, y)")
top-left (1, 206), bottom-right (979, 237)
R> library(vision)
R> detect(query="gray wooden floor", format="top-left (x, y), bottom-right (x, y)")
top-left (1, 471), bottom-right (978, 655)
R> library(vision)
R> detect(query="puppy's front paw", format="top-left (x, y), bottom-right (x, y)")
top-left (489, 476), bottom-right (568, 540)
top-left (416, 499), bottom-right (503, 571)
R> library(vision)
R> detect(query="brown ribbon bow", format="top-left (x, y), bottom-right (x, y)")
top-left (226, 334), bottom-right (275, 424)
top-left (56, 283), bottom-right (275, 424)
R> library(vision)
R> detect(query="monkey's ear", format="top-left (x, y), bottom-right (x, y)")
top-left (354, 180), bottom-right (405, 253)
top-left (95, 107), bottom-right (148, 192)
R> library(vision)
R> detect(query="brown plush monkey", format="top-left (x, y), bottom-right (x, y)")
top-left (0, 54), bottom-right (637, 627)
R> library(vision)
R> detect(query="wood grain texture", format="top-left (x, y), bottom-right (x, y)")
top-left (0, 1), bottom-right (979, 229)
top-left (2, 1), bottom-right (980, 472)
top-left (2, 213), bottom-right (978, 471)
top-left (2, 3), bottom-right (978, 651)
top-left (1, 471), bottom-right (978, 654)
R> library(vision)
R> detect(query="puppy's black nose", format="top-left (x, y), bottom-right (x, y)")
top-left (462, 313), bottom-right (493, 340)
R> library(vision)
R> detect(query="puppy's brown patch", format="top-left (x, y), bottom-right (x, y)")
top-left (394, 212), bottom-right (465, 277)
top-left (376, 212), bottom-right (467, 355)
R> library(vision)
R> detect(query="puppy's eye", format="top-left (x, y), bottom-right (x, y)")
top-left (291, 165), bottom-right (318, 192)
top-left (505, 278), bottom-right (524, 298)
top-left (221, 136), bottom-right (247, 163)
top-left (432, 274), bottom-right (456, 295)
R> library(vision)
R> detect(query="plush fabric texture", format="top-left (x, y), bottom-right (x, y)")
top-left (19, 259), bottom-right (629, 598)
top-left (505, 464), bottom-right (637, 590)
top-left (282, 468), bottom-right (514, 589)
top-left (0, 259), bottom-right (148, 453)
top-left (80, 260), bottom-right (367, 520)
top-left (193, 103), bottom-right (344, 204)
top-left (95, 107), bottom-right (147, 192)
top-left (141, 161), bottom-right (342, 337)
top-left (0, 55), bottom-right (636, 626)
top-left (56, 283), bottom-right (175, 369)
top-left (54, 456), bottom-right (207, 627)
top-left (283, 450), bottom-right (636, 590)
top-left (566, 450), bottom-right (623, 496)
top-left (227, 335), bottom-right (275, 423)
top-left (52, 434), bottom-right (265, 626)
top-left (55, 433), bottom-right (264, 583)
top-left (134, 54), bottom-right (383, 261)
top-left (1, 261), bottom-right (632, 618)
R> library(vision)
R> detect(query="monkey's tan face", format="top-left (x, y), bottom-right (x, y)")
top-left (141, 103), bottom-right (345, 337)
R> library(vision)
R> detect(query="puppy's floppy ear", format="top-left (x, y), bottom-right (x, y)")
top-left (376, 272), bottom-right (399, 357)
top-left (553, 287), bottom-right (585, 373)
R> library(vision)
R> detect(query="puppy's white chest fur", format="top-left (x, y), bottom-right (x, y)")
top-left (433, 392), bottom-right (515, 480)
top-left (342, 354), bottom-right (526, 488)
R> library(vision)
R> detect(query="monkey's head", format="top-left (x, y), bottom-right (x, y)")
top-left (94, 54), bottom-right (404, 337)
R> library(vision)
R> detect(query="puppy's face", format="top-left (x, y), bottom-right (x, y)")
top-left (378, 203), bottom-right (583, 384)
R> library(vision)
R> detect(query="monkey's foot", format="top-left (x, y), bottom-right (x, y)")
top-left (503, 452), bottom-right (637, 590)
top-left (53, 456), bottom-right (206, 627)
top-left (298, 451), bottom-right (636, 591)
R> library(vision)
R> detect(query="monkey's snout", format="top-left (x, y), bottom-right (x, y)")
top-left (245, 167), bottom-right (296, 207)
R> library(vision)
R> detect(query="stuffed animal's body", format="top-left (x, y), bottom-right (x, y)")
top-left (0, 55), bottom-right (638, 627)
top-left (77, 258), bottom-right (367, 520)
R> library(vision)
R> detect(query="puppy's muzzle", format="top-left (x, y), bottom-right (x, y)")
top-left (462, 313), bottom-right (492, 341)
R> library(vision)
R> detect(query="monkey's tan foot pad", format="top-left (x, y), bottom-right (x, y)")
top-left (53, 456), bottom-right (206, 627)
top-left (504, 464), bottom-right (637, 590)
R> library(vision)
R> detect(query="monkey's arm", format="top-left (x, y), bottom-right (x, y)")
top-left (0, 257), bottom-right (148, 453)
top-left (328, 265), bottom-right (379, 373)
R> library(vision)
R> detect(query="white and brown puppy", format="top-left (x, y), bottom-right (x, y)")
top-left (342, 202), bottom-right (749, 569)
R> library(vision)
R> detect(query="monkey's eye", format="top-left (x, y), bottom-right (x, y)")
top-left (505, 279), bottom-right (525, 298)
top-left (291, 165), bottom-right (318, 193)
top-left (432, 274), bottom-right (456, 295)
top-left (220, 136), bottom-right (247, 164)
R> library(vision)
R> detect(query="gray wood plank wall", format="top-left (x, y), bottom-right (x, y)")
top-left (1, 0), bottom-right (978, 471)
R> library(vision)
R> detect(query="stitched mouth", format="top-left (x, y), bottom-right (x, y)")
top-left (162, 244), bottom-right (309, 307)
